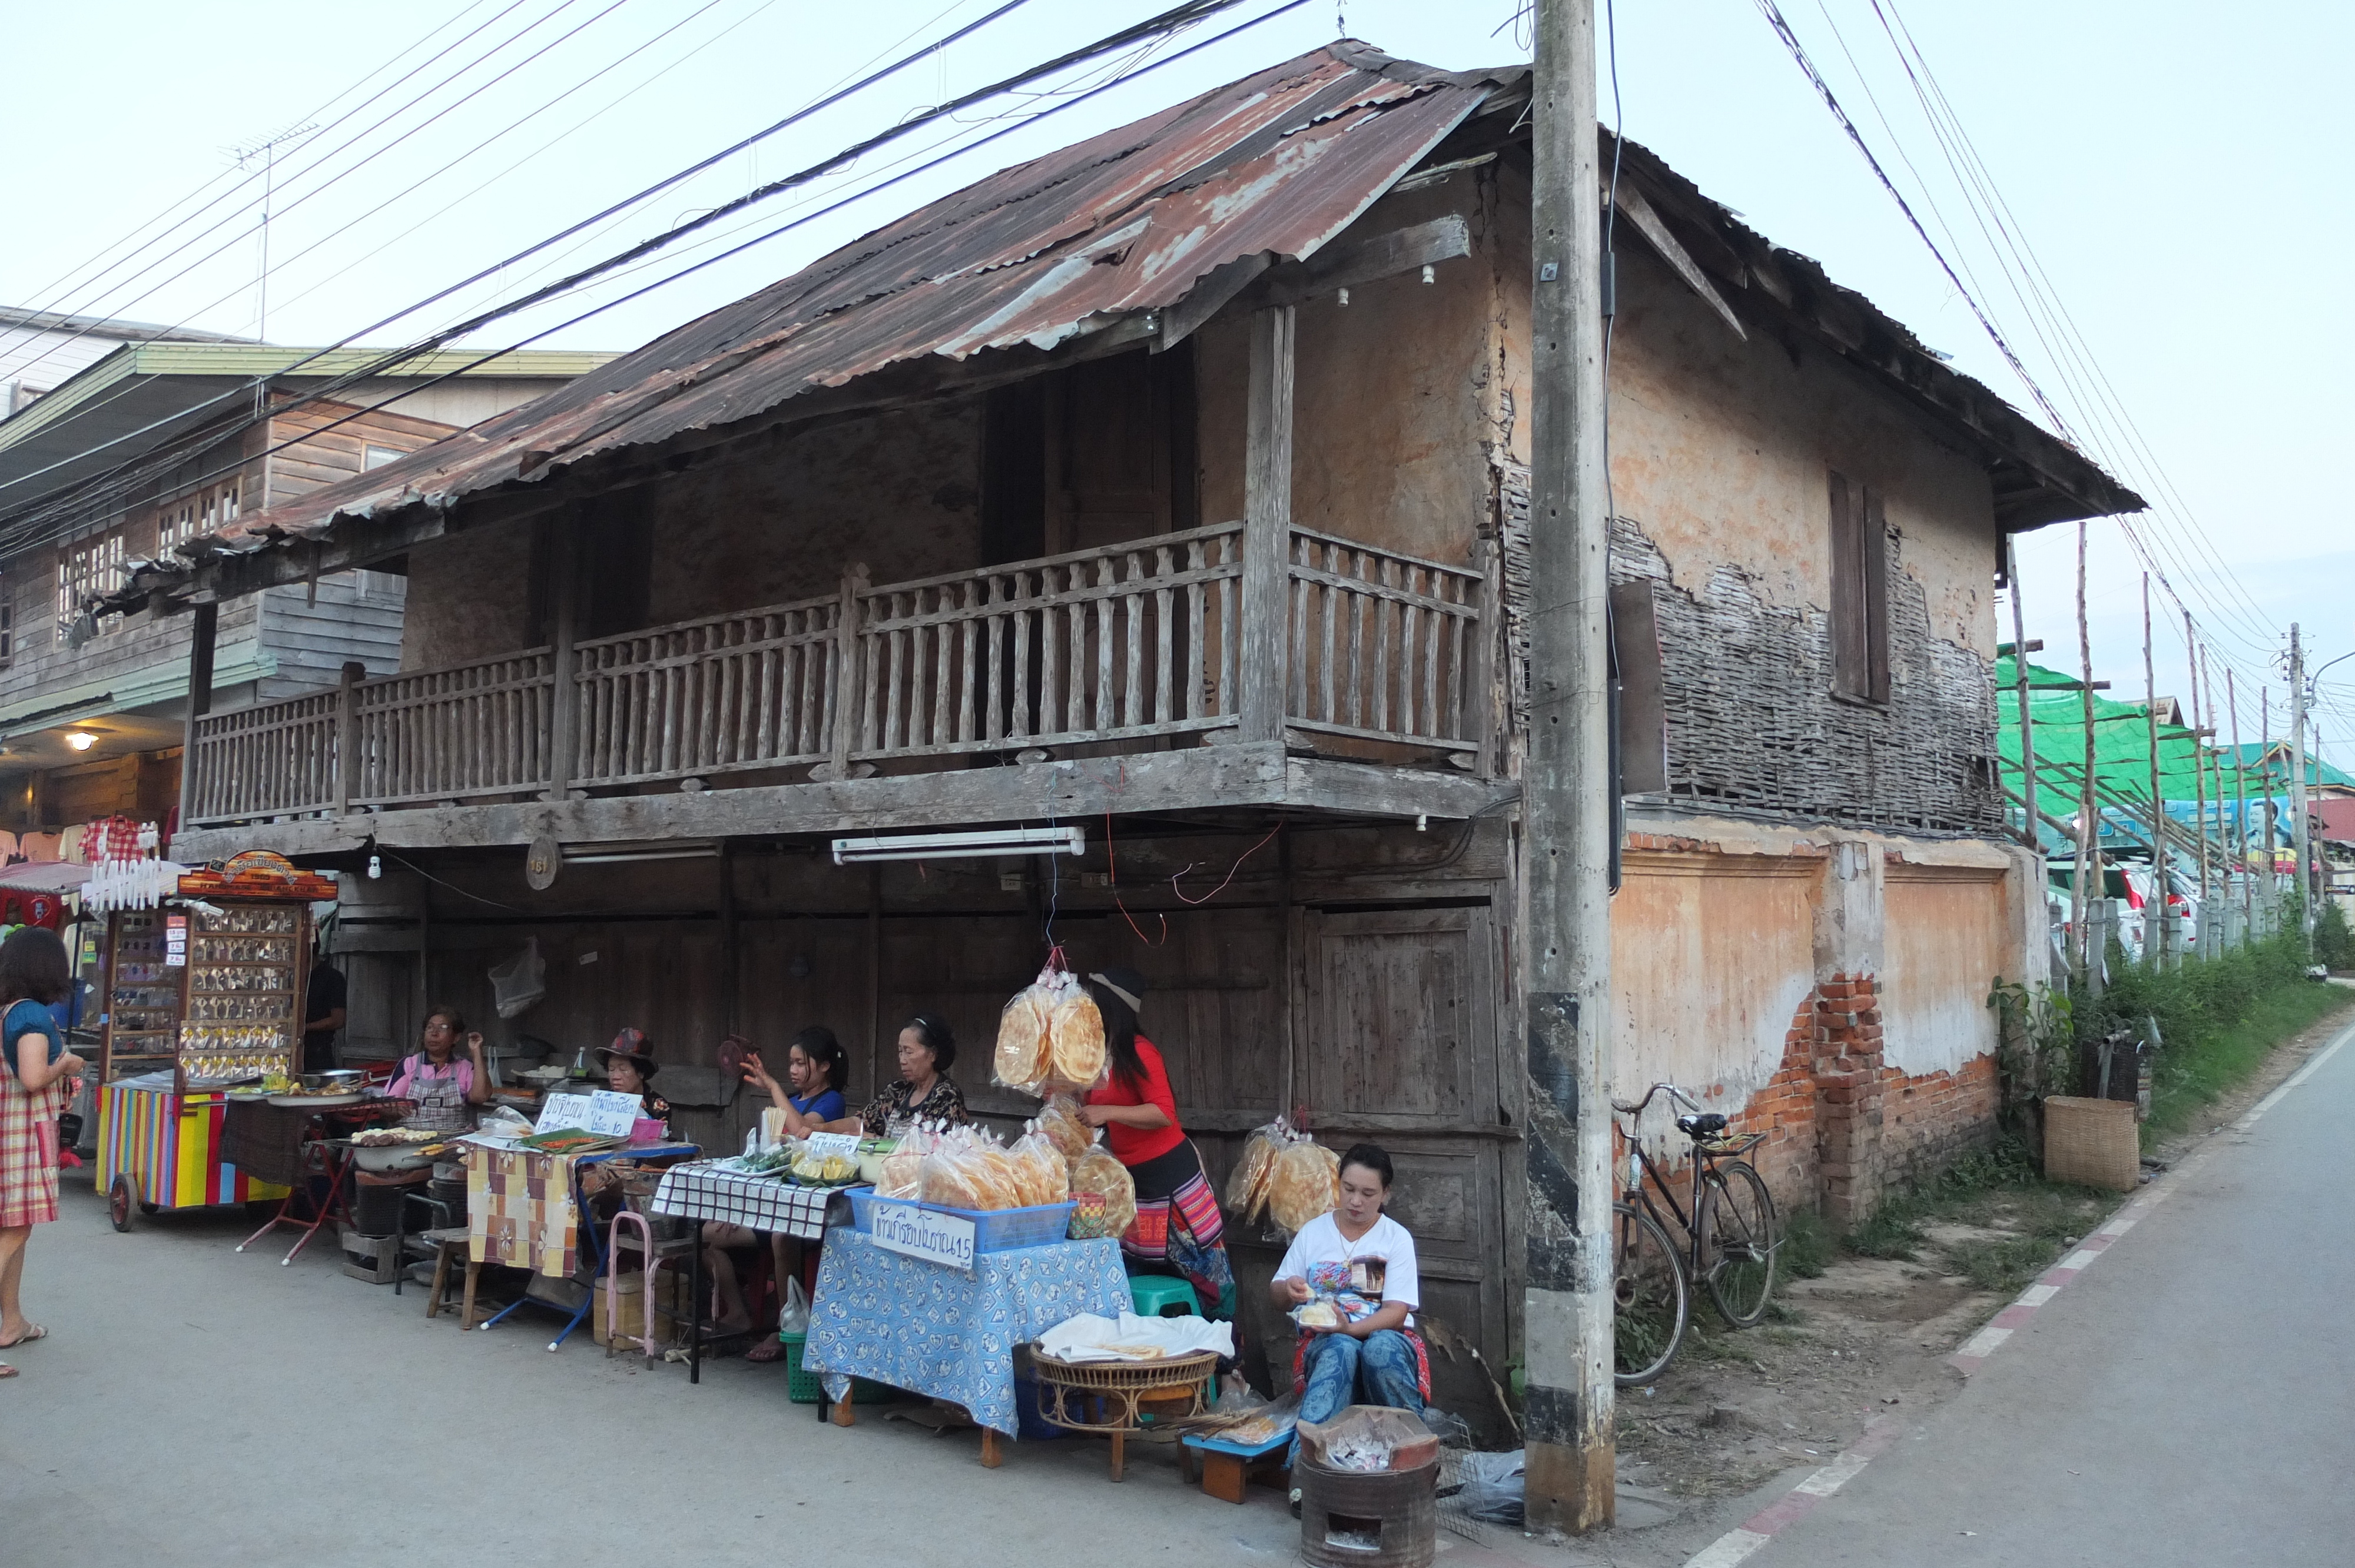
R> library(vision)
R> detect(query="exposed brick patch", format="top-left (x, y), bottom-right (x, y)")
top-left (1646, 980), bottom-right (1999, 1227)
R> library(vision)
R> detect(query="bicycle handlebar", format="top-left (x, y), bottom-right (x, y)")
top-left (1609, 1081), bottom-right (1706, 1118)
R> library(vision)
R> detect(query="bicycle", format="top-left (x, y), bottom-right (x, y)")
top-left (1608, 1082), bottom-right (1780, 1386)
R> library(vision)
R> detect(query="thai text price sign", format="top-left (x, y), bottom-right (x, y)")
top-left (868, 1200), bottom-right (977, 1275)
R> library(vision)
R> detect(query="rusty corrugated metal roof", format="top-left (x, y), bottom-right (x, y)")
top-left (173, 42), bottom-right (1513, 564)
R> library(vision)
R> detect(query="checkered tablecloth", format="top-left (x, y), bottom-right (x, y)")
top-left (648, 1162), bottom-right (838, 1240)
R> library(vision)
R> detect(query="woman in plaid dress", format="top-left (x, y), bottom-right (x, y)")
top-left (0, 927), bottom-right (85, 1377)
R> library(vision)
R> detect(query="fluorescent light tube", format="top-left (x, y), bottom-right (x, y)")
top-left (832, 826), bottom-right (1085, 865)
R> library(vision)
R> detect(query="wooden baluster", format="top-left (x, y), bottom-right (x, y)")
top-left (1318, 542), bottom-right (1338, 727)
top-left (1184, 542), bottom-right (1206, 723)
top-left (1153, 546), bottom-right (1174, 726)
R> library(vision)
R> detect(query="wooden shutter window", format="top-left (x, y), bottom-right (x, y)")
top-left (1828, 470), bottom-right (1889, 703)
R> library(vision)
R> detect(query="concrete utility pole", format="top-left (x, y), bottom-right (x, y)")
top-left (1523, 0), bottom-right (1616, 1533)
top-left (2290, 624), bottom-right (2313, 936)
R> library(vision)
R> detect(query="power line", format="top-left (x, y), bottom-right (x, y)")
top-left (18, 0), bottom-right (1306, 567)
top-left (4, 0), bottom-right (509, 331)
top-left (4, 0), bottom-right (611, 389)
top-left (0, 0), bottom-right (1059, 510)
top-left (1749, 0), bottom-right (2073, 434)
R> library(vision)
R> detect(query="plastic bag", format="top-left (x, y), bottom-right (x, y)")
top-left (1009, 1125), bottom-right (1070, 1208)
top-left (1036, 1094), bottom-right (1095, 1160)
top-left (1048, 987), bottom-right (1107, 1090)
top-left (488, 938), bottom-right (546, 1019)
top-left (993, 986), bottom-right (1053, 1094)
top-left (874, 1124), bottom-right (934, 1200)
top-left (1266, 1137), bottom-right (1341, 1236)
top-left (1448, 1450), bottom-right (1526, 1524)
top-left (1069, 1143), bottom-right (1136, 1239)
top-left (1296, 1405), bottom-right (1439, 1474)
top-left (1225, 1116), bottom-right (1288, 1222)
top-left (777, 1277), bottom-right (811, 1338)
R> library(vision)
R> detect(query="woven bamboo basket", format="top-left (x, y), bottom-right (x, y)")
top-left (2042, 1095), bottom-right (2139, 1191)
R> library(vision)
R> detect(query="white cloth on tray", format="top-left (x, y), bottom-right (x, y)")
top-left (1037, 1310), bottom-right (1233, 1363)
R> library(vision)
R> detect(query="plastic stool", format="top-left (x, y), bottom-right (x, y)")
top-left (1128, 1274), bottom-right (1200, 1318)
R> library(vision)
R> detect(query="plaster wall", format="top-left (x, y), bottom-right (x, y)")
top-left (1880, 868), bottom-right (2009, 1077)
top-left (1196, 175), bottom-right (1503, 571)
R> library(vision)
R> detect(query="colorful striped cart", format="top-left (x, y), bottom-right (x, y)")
top-left (95, 1074), bottom-right (288, 1230)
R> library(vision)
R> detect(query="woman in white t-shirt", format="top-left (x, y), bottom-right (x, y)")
top-left (1270, 1142), bottom-right (1429, 1492)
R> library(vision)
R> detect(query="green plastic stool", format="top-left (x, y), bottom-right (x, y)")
top-left (1128, 1274), bottom-right (1200, 1318)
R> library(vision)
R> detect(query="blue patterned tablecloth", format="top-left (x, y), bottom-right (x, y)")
top-left (803, 1229), bottom-right (1127, 1435)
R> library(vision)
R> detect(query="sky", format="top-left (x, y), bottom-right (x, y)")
top-left (5, 0), bottom-right (2349, 767)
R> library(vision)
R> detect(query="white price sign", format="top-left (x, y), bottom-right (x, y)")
top-left (535, 1089), bottom-right (642, 1137)
top-left (803, 1131), bottom-right (860, 1162)
top-left (867, 1200), bottom-right (977, 1275)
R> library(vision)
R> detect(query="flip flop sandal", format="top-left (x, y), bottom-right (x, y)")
top-left (0, 1363), bottom-right (15, 1378)
top-left (746, 1336), bottom-right (787, 1363)
top-left (0, 1326), bottom-right (45, 1349)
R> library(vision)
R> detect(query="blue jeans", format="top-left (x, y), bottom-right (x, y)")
top-left (1287, 1329), bottom-right (1421, 1470)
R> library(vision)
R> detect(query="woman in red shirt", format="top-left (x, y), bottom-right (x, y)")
top-left (1079, 968), bottom-right (1232, 1317)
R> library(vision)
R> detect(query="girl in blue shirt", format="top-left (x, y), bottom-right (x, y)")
top-left (712, 1027), bottom-right (850, 1353)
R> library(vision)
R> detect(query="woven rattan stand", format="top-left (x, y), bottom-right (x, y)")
top-left (1030, 1349), bottom-right (1220, 1481)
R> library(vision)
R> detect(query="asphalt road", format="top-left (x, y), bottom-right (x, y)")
top-left (0, 1182), bottom-right (1321, 1568)
top-left (1747, 1016), bottom-right (2355, 1567)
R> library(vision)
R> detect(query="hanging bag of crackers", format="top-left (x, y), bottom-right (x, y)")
top-left (1264, 1123), bottom-right (1341, 1237)
top-left (992, 952), bottom-right (1107, 1095)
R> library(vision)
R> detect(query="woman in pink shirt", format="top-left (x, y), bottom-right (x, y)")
top-left (386, 1006), bottom-right (490, 1132)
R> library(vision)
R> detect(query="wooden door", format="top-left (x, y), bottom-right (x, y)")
top-left (1297, 905), bottom-right (1509, 1411)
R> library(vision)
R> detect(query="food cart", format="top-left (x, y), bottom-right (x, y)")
top-left (94, 854), bottom-right (339, 1230)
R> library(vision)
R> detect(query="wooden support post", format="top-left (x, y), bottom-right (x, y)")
top-left (2200, 646), bottom-right (2222, 958)
top-left (2182, 612), bottom-right (2209, 909)
top-left (2290, 623), bottom-right (2312, 935)
top-left (176, 600), bottom-right (219, 838)
top-left (2071, 523), bottom-right (2097, 978)
top-left (545, 519), bottom-right (581, 802)
top-left (2007, 537), bottom-right (2039, 852)
top-left (1523, 0), bottom-right (1615, 1534)
top-left (2141, 577), bottom-right (2165, 962)
top-left (335, 660), bottom-right (364, 816)
top-left (824, 564), bottom-right (870, 778)
top-left (1239, 305), bottom-right (1294, 746)
top-left (2228, 670), bottom-right (2251, 939)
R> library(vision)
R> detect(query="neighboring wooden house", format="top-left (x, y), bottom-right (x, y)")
top-left (0, 343), bottom-right (609, 830)
top-left (115, 44), bottom-right (2135, 1416)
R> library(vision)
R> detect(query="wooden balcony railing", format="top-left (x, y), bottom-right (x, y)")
top-left (181, 518), bottom-right (1491, 826)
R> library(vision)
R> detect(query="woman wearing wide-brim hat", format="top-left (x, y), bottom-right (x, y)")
top-left (595, 1028), bottom-right (671, 1127)
top-left (1076, 967), bottom-right (1233, 1318)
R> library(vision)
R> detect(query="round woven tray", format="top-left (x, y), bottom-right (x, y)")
top-left (1029, 1349), bottom-right (1220, 1434)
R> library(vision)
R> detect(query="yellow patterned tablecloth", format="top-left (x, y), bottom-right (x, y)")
top-left (465, 1145), bottom-right (582, 1277)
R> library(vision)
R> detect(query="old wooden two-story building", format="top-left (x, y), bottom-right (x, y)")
top-left (111, 44), bottom-right (2134, 1411)
top-left (0, 340), bottom-right (605, 836)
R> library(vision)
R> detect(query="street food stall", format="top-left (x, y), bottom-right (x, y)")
top-left (92, 852), bottom-right (354, 1231)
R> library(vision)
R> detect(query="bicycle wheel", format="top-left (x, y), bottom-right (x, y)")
top-left (1612, 1200), bottom-right (1689, 1387)
top-left (1700, 1160), bottom-right (1779, 1328)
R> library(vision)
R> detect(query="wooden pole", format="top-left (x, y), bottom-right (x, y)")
top-left (2200, 645), bottom-right (2221, 956)
top-left (2007, 537), bottom-right (2039, 852)
top-left (2263, 687), bottom-right (2277, 929)
top-left (1524, 0), bottom-right (1615, 1532)
top-left (175, 600), bottom-right (220, 844)
top-left (1239, 305), bottom-right (1296, 746)
top-left (2228, 669), bottom-right (2251, 938)
top-left (2072, 521), bottom-right (2098, 977)
top-left (2142, 576), bottom-right (2165, 962)
top-left (2180, 612), bottom-right (2208, 908)
top-left (2291, 624), bottom-right (2313, 936)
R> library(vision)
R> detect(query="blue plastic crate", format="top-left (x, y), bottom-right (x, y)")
top-left (845, 1190), bottom-right (1076, 1253)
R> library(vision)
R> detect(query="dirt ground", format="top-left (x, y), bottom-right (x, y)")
top-left (1608, 1002), bottom-right (2355, 1505)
